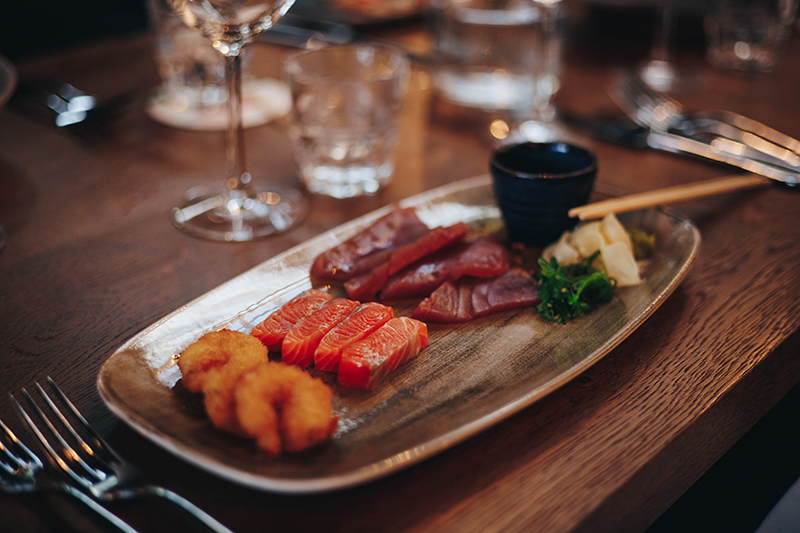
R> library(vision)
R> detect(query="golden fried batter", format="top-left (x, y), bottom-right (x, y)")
top-left (177, 329), bottom-right (267, 393)
top-left (201, 347), bottom-right (267, 434)
top-left (235, 362), bottom-right (338, 457)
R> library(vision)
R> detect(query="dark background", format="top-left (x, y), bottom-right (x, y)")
top-left (2, 0), bottom-right (150, 61)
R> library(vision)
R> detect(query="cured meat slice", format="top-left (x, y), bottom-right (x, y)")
top-left (310, 208), bottom-right (429, 281)
top-left (313, 302), bottom-right (395, 372)
top-left (251, 290), bottom-right (333, 351)
top-left (344, 222), bottom-right (470, 302)
top-left (282, 299), bottom-right (360, 367)
top-left (337, 317), bottom-right (428, 391)
top-left (412, 268), bottom-right (539, 323)
top-left (379, 235), bottom-right (509, 301)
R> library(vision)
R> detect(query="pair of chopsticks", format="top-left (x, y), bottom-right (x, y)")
top-left (569, 174), bottom-right (771, 220)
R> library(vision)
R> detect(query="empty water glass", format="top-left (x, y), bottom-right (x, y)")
top-left (283, 43), bottom-right (410, 199)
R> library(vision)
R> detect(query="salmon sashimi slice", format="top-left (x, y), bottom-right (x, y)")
top-left (337, 317), bottom-right (428, 391)
top-left (412, 268), bottom-right (539, 323)
top-left (380, 235), bottom-right (509, 301)
top-left (282, 298), bottom-right (360, 367)
top-left (310, 208), bottom-right (429, 281)
top-left (313, 302), bottom-right (395, 372)
top-left (344, 222), bottom-right (470, 302)
top-left (251, 289), bottom-right (333, 351)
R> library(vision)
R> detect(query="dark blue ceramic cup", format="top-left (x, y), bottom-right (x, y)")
top-left (490, 141), bottom-right (597, 247)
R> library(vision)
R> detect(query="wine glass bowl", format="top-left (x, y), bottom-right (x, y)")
top-left (168, 0), bottom-right (307, 241)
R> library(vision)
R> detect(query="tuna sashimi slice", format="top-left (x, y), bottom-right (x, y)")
top-left (379, 235), bottom-right (509, 301)
top-left (471, 268), bottom-right (539, 317)
top-left (337, 317), bottom-right (428, 391)
top-left (282, 299), bottom-right (360, 367)
top-left (310, 208), bottom-right (429, 281)
top-left (313, 302), bottom-right (395, 372)
top-left (344, 222), bottom-right (470, 302)
top-left (251, 290), bottom-right (333, 351)
top-left (412, 268), bottom-right (539, 323)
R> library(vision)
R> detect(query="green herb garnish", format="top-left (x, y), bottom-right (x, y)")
top-left (536, 252), bottom-right (616, 324)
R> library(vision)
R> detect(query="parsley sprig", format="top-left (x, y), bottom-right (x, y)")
top-left (536, 252), bottom-right (616, 324)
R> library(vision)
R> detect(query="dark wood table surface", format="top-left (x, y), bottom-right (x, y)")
top-left (2, 9), bottom-right (799, 533)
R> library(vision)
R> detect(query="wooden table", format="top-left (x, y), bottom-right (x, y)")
top-left (1, 10), bottom-right (799, 533)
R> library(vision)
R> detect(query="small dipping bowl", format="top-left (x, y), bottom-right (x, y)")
top-left (490, 141), bottom-right (597, 247)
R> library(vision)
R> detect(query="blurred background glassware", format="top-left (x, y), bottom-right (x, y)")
top-left (704, 0), bottom-right (798, 72)
top-left (283, 43), bottom-right (410, 199)
top-left (430, 0), bottom-right (562, 113)
top-left (638, 0), bottom-right (684, 92)
top-left (167, 0), bottom-right (307, 242)
top-left (429, 0), bottom-right (563, 143)
top-left (146, 0), bottom-right (291, 131)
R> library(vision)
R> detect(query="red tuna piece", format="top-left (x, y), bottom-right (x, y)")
top-left (412, 268), bottom-right (539, 323)
top-left (251, 289), bottom-right (333, 351)
top-left (282, 299), bottom-right (360, 367)
top-left (313, 302), bottom-right (395, 372)
top-left (337, 317), bottom-right (428, 391)
top-left (310, 208), bottom-right (429, 281)
top-left (344, 222), bottom-right (470, 302)
top-left (379, 235), bottom-right (509, 301)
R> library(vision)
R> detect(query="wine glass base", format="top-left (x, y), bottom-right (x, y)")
top-left (172, 182), bottom-right (308, 242)
top-left (637, 60), bottom-right (697, 93)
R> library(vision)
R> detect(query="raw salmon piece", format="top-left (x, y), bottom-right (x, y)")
top-left (380, 235), bottom-right (509, 301)
top-left (251, 290), bottom-right (333, 351)
top-left (282, 299), bottom-right (360, 367)
top-left (310, 208), bottom-right (429, 281)
top-left (313, 303), bottom-right (395, 372)
top-left (337, 317), bottom-right (428, 391)
top-left (344, 222), bottom-right (470, 301)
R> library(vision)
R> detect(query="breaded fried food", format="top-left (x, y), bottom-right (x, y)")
top-left (177, 329), bottom-right (267, 393)
top-left (235, 362), bottom-right (338, 457)
top-left (202, 347), bottom-right (267, 434)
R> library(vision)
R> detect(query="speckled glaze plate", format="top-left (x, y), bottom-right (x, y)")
top-left (97, 175), bottom-right (700, 494)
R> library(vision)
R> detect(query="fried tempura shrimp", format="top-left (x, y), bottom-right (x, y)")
top-left (177, 329), bottom-right (267, 393)
top-left (202, 348), bottom-right (267, 434)
top-left (235, 362), bottom-right (337, 457)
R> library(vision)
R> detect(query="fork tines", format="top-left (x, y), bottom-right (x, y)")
top-left (11, 380), bottom-right (112, 491)
top-left (0, 417), bottom-right (42, 490)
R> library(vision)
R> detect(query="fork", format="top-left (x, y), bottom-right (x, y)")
top-left (610, 72), bottom-right (800, 185)
top-left (611, 73), bottom-right (800, 171)
top-left (0, 415), bottom-right (139, 533)
top-left (12, 378), bottom-right (235, 533)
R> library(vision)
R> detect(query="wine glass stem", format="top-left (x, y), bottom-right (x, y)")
top-left (225, 53), bottom-right (250, 195)
top-left (651, 0), bottom-right (675, 63)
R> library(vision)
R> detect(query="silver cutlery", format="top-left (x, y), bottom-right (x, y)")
top-left (12, 378), bottom-right (235, 533)
top-left (0, 416), bottom-right (139, 533)
top-left (610, 72), bottom-right (800, 185)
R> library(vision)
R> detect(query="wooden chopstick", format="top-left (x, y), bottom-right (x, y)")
top-left (569, 174), bottom-right (771, 221)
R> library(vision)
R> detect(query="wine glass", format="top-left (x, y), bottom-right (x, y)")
top-left (168, 0), bottom-right (307, 241)
top-left (638, 0), bottom-right (691, 92)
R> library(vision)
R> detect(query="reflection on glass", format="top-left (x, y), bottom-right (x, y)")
top-left (168, 0), bottom-right (307, 242)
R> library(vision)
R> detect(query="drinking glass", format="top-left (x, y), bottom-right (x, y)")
top-left (638, 0), bottom-right (692, 92)
top-left (168, 0), bottom-right (306, 241)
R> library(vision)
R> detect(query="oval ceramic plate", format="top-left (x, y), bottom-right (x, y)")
top-left (97, 175), bottom-right (700, 494)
